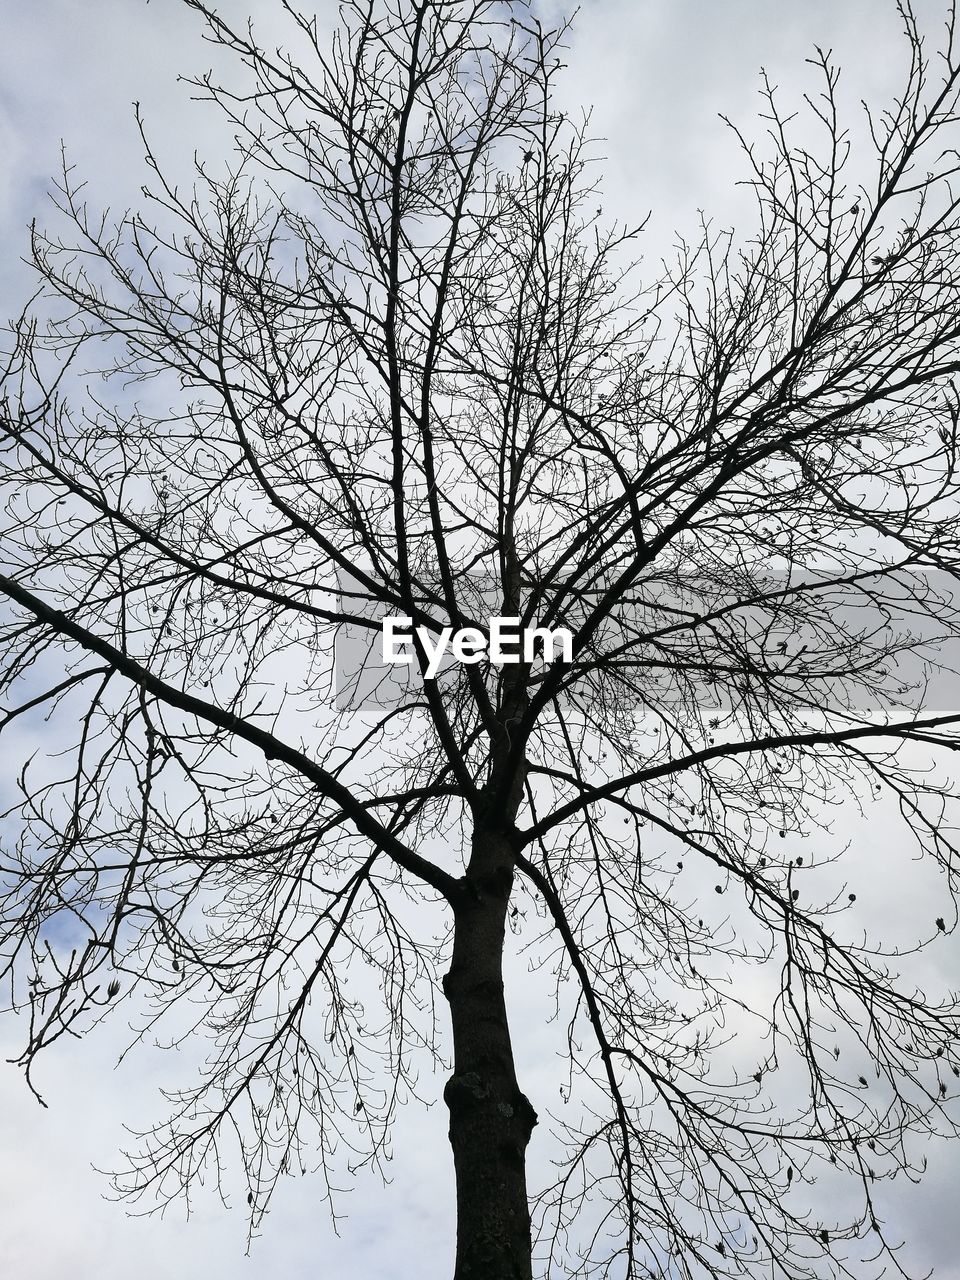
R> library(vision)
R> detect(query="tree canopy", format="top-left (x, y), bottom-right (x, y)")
top-left (3, 2), bottom-right (960, 1277)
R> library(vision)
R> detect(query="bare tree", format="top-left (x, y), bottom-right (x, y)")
top-left (5, 1), bottom-right (960, 1276)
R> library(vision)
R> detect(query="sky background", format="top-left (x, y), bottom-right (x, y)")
top-left (1, 1), bottom-right (959, 1277)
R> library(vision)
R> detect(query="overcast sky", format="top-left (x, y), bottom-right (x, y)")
top-left (1, 2), bottom-right (959, 1278)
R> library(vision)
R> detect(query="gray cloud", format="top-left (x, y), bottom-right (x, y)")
top-left (2, 2), bottom-right (959, 1277)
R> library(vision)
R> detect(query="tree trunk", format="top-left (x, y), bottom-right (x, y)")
top-left (443, 825), bottom-right (537, 1280)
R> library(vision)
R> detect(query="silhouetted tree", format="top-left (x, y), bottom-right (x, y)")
top-left (4, 2), bottom-right (960, 1277)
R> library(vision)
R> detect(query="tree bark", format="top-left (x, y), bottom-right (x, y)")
top-left (443, 825), bottom-right (537, 1280)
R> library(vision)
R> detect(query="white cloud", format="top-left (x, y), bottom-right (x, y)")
top-left (2, 2), bottom-right (960, 1277)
